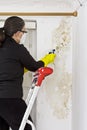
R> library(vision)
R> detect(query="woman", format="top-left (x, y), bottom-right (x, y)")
top-left (0, 16), bottom-right (56, 130)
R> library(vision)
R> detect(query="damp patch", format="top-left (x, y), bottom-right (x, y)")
top-left (45, 17), bottom-right (72, 119)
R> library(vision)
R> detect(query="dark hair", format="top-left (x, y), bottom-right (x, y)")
top-left (0, 28), bottom-right (5, 47)
top-left (0, 16), bottom-right (25, 47)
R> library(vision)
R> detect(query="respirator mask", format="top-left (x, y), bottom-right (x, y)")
top-left (20, 33), bottom-right (27, 44)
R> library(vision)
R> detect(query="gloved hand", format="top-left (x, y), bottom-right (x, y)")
top-left (40, 53), bottom-right (56, 66)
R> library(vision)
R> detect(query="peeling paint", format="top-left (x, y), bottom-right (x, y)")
top-left (44, 17), bottom-right (72, 119)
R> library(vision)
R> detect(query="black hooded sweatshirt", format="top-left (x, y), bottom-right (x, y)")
top-left (0, 36), bottom-right (44, 98)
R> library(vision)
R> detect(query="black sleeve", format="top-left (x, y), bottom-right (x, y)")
top-left (19, 44), bottom-right (44, 72)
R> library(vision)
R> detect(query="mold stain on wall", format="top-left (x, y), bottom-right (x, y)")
top-left (44, 17), bottom-right (72, 119)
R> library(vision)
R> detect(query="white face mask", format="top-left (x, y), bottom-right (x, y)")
top-left (20, 33), bottom-right (27, 44)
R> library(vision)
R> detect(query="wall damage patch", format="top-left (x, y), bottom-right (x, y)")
top-left (45, 17), bottom-right (72, 119)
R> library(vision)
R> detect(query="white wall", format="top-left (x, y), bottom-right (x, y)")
top-left (36, 16), bottom-right (72, 130)
top-left (0, 0), bottom-right (73, 12)
top-left (72, 3), bottom-right (87, 130)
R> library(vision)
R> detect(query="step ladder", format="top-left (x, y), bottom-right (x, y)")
top-left (19, 67), bottom-right (53, 130)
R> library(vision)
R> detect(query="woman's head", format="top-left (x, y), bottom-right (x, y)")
top-left (0, 16), bottom-right (26, 46)
top-left (4, 16), bottom-right (25, 37)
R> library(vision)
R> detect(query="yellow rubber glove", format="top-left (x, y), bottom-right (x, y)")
top-left (40, 53), bottom-right (56, 66)
top-left (24, 67), bottom-right (28, 73)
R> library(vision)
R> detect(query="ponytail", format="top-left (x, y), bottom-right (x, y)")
top-left (0, 27), bottom-right (5, 47)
